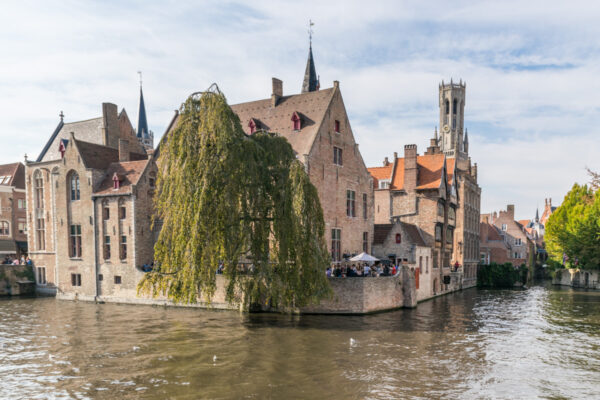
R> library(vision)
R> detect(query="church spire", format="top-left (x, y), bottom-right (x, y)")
top-left (137, 71), bottom-right (149, 139)
top-left (302, 20), bottom-right (319, 93)
top-left (535, 207), bottom-right (539, 222)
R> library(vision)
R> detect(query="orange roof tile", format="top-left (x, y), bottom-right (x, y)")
top-left (369, 153), bottom-right (453, 191)
top-left (367, 165), bottom-right (393, 189)
top-left (94, 160), bottom-right (150, 195)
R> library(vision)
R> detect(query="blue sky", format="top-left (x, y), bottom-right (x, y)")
top-left (2, 0), bottom-right (600, 219)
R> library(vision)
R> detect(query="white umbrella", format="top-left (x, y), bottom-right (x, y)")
top-left (349, 252), bottom-right (379, 263)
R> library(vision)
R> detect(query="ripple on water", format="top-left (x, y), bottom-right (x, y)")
top-left (0, 285), bottom-right (599, 399)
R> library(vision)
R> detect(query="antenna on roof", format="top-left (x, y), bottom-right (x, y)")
top-left (137, 71), bottom-right (142, 88)
top-left (308, 19), bottom-right (314, 46)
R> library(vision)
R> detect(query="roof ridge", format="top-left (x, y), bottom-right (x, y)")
top-left (63, 116), bottom-right (103, 124)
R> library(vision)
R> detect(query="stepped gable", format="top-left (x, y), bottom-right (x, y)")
top-left (94, 160), bottom-right (150, 195)
top-left (230, 88), bottom-right (334, 157)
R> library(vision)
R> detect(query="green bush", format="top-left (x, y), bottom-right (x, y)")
top-left (477, 263), bottom-right (528, 288)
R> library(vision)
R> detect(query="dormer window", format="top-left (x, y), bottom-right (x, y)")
top-left (248, 119), bottom-right (258, 135)
top-left (58, 139), bottom-right (68, 159)
top-left (291, 112), bottom-right (301, 131)
top-left (112, 173), bottom-right (122, 190)
top-left (334, 120), bottom-right (340, 133)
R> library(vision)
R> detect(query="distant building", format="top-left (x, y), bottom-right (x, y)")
top-left (479, 220), bottom-right (510, 265)
top-left (539, 198), bottom-right (557, 226)
top-left (481, 205), bottom-right (533, 267)
top-left (25, 96), bottom-right (156, 297)
top-left (0, 163), bottom-right (27, 259)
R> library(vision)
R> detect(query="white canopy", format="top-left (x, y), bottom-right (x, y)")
top-left (349, 252), bottom-right (379, 262)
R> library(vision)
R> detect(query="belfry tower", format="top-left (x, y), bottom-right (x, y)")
top-left (438, 79), bottom-right (467, 160)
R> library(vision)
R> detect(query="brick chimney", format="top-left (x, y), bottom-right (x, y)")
top-left (472, 162), bottom-right (478, 181)
top-left (404, 144), bottom-right (418, 191)
top-left (271, 78), bottom-right (283, 107)
top-left (383, 157), bottom-right (389, 166)
top-left (118, 139), bottom-right (130, 162)
top-left (506, 204), bottom-right (515, 219)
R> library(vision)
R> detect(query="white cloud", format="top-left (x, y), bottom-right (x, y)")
top-left (1, 0), bottom-right (600, 219)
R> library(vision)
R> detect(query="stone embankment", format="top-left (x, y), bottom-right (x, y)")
top-left (0, 265), bottom-right (36, 296)
top-left (553, 268), bottom-right (600, 290)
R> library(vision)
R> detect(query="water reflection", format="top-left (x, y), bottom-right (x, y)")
top-left (0, 283), bottom-right (598, 399)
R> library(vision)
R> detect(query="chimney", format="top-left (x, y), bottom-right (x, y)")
top-left (119, 139), bottom-right (130, 162)
top-left (507, 204), bottom-right (515, 219)
top-left (472, 163), bottom-right (478, 181)
top-left (333, 80), bottom-right (339, 89)
top-left (271, 78), bottom-right (283, 107)
top-left (404, 144), bottom-right (418, 191)
top-left (383, 157), bottom-right (389, 166)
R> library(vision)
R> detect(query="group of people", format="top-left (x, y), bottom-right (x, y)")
top-left (2, 255), bottom-right (32, 266)
top-left (326, 263), bottom-right (398, 278)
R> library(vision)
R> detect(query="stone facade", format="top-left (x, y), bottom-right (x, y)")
top-left (479, 220), bottom-right (510, 265)
top-left (25, 101), bottom-right (154, 298)
top-left (553, 268), bottom-right (600, 290)
top-left (0, 163), bottom-right (27, 258)
top-left (368, 144), bottom-right (458, 298)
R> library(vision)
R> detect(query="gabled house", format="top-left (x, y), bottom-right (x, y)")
top-left (0, 162), bottom-right (27, 258)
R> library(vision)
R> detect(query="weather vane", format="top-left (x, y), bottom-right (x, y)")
top-left (308, 19), bottom-right (314, 45)
top-left (137, 71), bottom-right (142, 88)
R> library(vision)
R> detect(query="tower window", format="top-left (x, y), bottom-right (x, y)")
top-left (453, 99), bottom-right (457, 114)
top-left (445, 100), bottom-right (449, 115)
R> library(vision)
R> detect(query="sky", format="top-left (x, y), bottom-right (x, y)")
top-left (2, 0), bottom-right (600, 220)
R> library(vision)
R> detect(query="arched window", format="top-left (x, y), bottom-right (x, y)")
top-left (453, 99), bottom-right (457, 114)
top-left (395, 233), bottom-right (401, 244)
top-left (69, 171), bottom-right (80, 201)
top-left (33, 170), bottom-right (45, 250)
top-left (0, 221), bottom-right (9, 235)
top-left (445, 100), bottom-right (449, 115)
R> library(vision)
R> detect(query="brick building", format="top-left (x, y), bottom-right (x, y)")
top-left (368, 143), bottom-right (457, 295)
top-left (481, 205), bottom-right (533, 267)
top-left (479, 220), bottom-right (510, 265)
top-left (372, 221), bottom-right (433, 300)
top-left (25, 97), bottom-right (156, 297)
top-left (161, 44), bottom-right (374, 263)
top-left (0, 163), bottom-right (27, 259)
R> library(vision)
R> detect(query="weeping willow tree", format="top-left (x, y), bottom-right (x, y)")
top-left (138, 85), bottom-right (331, 309)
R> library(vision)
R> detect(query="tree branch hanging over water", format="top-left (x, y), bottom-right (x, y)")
top-left (138, 85), bottom-right (331, 309)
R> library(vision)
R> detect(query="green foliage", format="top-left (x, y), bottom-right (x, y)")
top-left (545, 183), bottom-right (600, 270)
top-left (14, 267), bottom-right (35, 282)
top-left (138, 87), bottom-right (331, 309)
top-left (477, 263), bottom-right (528, 288)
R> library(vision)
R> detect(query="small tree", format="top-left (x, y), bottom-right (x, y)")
top-left (545, 183), bottom-right (600, 270)
top-left (138, 86), bottom-right (331, 309)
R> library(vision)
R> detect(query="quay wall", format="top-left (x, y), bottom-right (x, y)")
top-left (57, 268), bottom-right (418, 314)
top-left (553, 268), bottom-right (600, 290)
top-left (0, 264), bottom-right (36, 296)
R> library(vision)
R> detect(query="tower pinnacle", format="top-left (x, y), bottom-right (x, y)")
top-left (302, 20), bottom-right (319, 93)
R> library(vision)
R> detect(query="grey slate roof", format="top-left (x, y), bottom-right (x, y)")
top-left (301, 45), bottom-right (319, 93)
top-left (37, 117), bottom-right (104, 162)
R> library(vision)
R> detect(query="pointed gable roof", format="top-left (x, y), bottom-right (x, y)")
top-left (301, 45), bottom-right (318, 93)
top-left (73, 138), bottom-right (147, 170)
top-left (230, 87), bottom-right (335, 157)
top-left (137, 87), bottom-right (149, 138)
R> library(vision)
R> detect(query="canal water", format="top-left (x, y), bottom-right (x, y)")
top-left (1, 283), bottom-right (599, 399)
